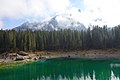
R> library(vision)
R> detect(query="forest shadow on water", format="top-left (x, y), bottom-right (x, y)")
top-left (0, 58), bottom-right (120, 80)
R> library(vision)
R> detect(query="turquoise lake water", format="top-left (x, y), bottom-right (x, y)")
top-left (0, 58), bottom-right (120, 80)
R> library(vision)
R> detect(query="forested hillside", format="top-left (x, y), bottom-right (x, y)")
top-left (0, 25), bottom-right (120, 52)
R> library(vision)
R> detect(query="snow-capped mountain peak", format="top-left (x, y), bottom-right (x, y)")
top-left (13, 9), bottom-right (86, 31)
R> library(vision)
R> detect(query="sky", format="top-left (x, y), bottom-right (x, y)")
top-left (0, 0), bottom-right (120, 29)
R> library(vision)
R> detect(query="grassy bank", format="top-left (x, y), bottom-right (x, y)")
top-left (0, 61), bottom-right (36, 69)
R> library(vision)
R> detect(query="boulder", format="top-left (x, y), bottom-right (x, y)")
top-left (17, 51), bottom-right (28, 56)
top-left (14, 54), bottom-right (32, 61)
top-left (23, 56), bottom-right (31, 59)
top-left (15, 55), bottom-right (24, 61)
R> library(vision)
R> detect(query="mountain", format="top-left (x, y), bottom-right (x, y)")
top-left (13, 11), bottom-right (86, 31)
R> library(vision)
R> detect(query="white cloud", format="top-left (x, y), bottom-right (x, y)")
top-left (83, 0), bottom-right (120, 27)
top-left (0, 0), bottom-right (70, 19)
top-left (1, 0), bottom-right (120, 28)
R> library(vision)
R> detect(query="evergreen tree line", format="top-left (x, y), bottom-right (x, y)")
top-left (0, 25), bottom-right (120, 52)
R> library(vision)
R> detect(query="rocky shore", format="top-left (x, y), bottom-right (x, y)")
top-left (0, 51), bottom-right (42, 63)
top-left (1, 49), bottom-right (120, 63)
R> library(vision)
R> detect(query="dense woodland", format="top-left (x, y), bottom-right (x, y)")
top-left (0, 25), bottom-right (120, 53)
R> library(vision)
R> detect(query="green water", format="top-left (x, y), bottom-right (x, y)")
top-left (0, 58), bottom-right (120, 80)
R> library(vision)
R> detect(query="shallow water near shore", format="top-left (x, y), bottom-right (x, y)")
top-left (0, 58), bottom-right (120, 80)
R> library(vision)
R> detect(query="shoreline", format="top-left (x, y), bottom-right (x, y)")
top-left (42, 50), bottom-right (120, 60)
top-left (1, 49), bottom-right (120, 62)
top-left (1, 49), bottom-right (120, 68)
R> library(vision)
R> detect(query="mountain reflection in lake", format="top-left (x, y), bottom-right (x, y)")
top-left (0, 58), bottom-right (120, 80)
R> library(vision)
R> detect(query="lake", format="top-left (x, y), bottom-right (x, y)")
top-left (0, 58), bottom-right (120, 80)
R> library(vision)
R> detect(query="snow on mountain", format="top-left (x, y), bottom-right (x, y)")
top-left (13, 9), bottom-right (86, 31)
